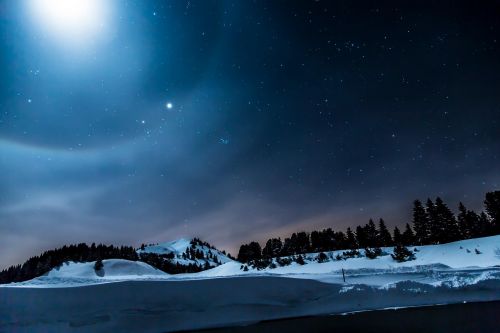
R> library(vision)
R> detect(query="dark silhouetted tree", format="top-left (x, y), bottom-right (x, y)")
top-left (316, 252), bottom-right (328, 263)
top-left (426, 198), bottom-right (441, 244)
top-left (393, 226), bottom-right (402, 245)
top-left (262, 238), bottom-right (282, 258)
top-left (295, 255), bottom-right (306, 265)
top-left (346, 227), bottom-right (357, 249)
top-left (365, 219), bottom-right (378, 247)
top-left (355, 225), bottom-right (367, 248)
top-left (457, 202), bottom-right (470, 238)
top-left (378, 219), bottom-right (393, 246)
top-left (435, 197), bottom-right (459, 243)
top-left (402, 223), bottom-right (416, 245)
top-left (412, 199), bottom-right (430, 245)
top-left (391, 244), bottom-right (415, 262)
top-left (94, 259), bottom-right (104, 272)
top-left (485, 191), bottom-right (500, 234)
top-left (237, 242), bottom-right (262, 263)
top-left (365, 247), bottom-right (382, 259)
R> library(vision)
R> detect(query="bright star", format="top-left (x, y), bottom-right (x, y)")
top-left (166, 102), bottom-right (173, 109)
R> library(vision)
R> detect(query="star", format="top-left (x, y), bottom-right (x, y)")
top-left (166, 102), bottom-right (173, 109)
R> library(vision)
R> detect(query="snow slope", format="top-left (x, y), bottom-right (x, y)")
top-left (216, 234), bottom-right (500, 275)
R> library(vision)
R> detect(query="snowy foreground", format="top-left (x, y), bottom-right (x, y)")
top-left (0, 236), bottom-right (499, 332)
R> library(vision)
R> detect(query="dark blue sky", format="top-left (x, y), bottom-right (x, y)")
top-left (1, 0), bottom-right (499, 267)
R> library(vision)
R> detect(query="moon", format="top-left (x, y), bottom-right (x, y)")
top-left (27, 0), bottom-right (111, 47)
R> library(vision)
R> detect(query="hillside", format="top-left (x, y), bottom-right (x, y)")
top-left (137, 238), bottom-right (232, 267)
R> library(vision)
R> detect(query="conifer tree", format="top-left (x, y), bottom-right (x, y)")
top-left (378, 218), bottom-right (393, 246)
top-left (355, 225), bottom-right (367, 248)
top-left (393, 226), bottom-right (402, 245)
top-left (412, 199), bottom-right (430, 245)
top-left (485, 191), bottom-right (500, 234)
top-left (262, 238), bottom-right (282, 258)
top-left (466, 210), bottom-right (481, 238)
top-left (478, 212), bottom-right (492, 237)
top-left (457, 202), bottom-right (470, 239)
top-left (237, 242), bottom-right (262, 263)
top-left (426, 198), bottom-right (441, 244)
top-left (365, 219), bottom-right (378, 247)
top-left (94, 259), bottom-right (104, 272)
top-left (391, 244), bottom-right (415, 262)
top-left (435, 197), bottom-right (459, 243)
top-left (346, 227), bottom-right (357, 249)
top-left (402, 223), bottom-right (416, 245)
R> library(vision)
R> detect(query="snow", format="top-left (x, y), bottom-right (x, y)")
top-left (8, 259), bottom-right (168, 288)
top-left (0, 236), bottom-right (499, 332)
top-left (137, 237), bottom-right (232, 266)
top-left (137, 238), bottom-right (192, 255)
top-left (182, 235), bottom-right (500, 281)
top-left (5, 235), bottom-right (500, 287)
top-left (47, 259), bottom-right (167, 279)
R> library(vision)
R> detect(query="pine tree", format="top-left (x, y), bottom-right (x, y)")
top-left (466, 210), bottom-right (481, 239)
top-left (435, 197), bottom-right (459, 243)
top-left (296, 232), bottom-right (311, 254)
top-left (378, 218), bottom-right (393, 247)
top-left (295, 255), bottom-right (306, 265)
top-left (457, 202), bottom-right (470, 239)
top-left (393, 226), bottom-right (402, 245)
top-left (346, 227), bottom-right (357, 249)
top-left (94, 259), bottom-right (104, 272)
top-left (365, 247), bottom-right (382, 259)
top-left (391, 244), bottom-right (415, 262)
top-left (426, 198), bottom-right (441, 244)
top-left (237, 242), bottom-right (262, 263)
top-left (365, 219), bottom-right (378, 247)
top-left (485, 191), bottom-right (500, 234)
top-left (412, 199), bottom-right (430, 245)
top-left (479, 212), bottom-right (492, 237)
top-left (402, 223), bottom-right (416, 245)
top-left (355, 225), bottom-right (367, 248)
top-left (316, 252), bottom-right (328, 263)
top-left (262, 238), bottom-right (282, 258)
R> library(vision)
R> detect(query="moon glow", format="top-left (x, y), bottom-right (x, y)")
top-left (28, 0), bottom-right (111, 47)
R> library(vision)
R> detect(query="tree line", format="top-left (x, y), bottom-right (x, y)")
top-left (237, 191), bottom-right (500, 263)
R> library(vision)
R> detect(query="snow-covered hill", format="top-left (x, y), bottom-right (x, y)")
top-left (137, 237), bottom-right (233, 267)
top-left (10, 259), bottom-right (168, 287)
top-left (46, 259), bottom-right (167, 279)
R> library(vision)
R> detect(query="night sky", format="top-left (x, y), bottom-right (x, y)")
top-left (1, 0), bottom-right (499, 267)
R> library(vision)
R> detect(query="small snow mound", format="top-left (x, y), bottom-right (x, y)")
top-left (46, 259), bottom-right (167, 279)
